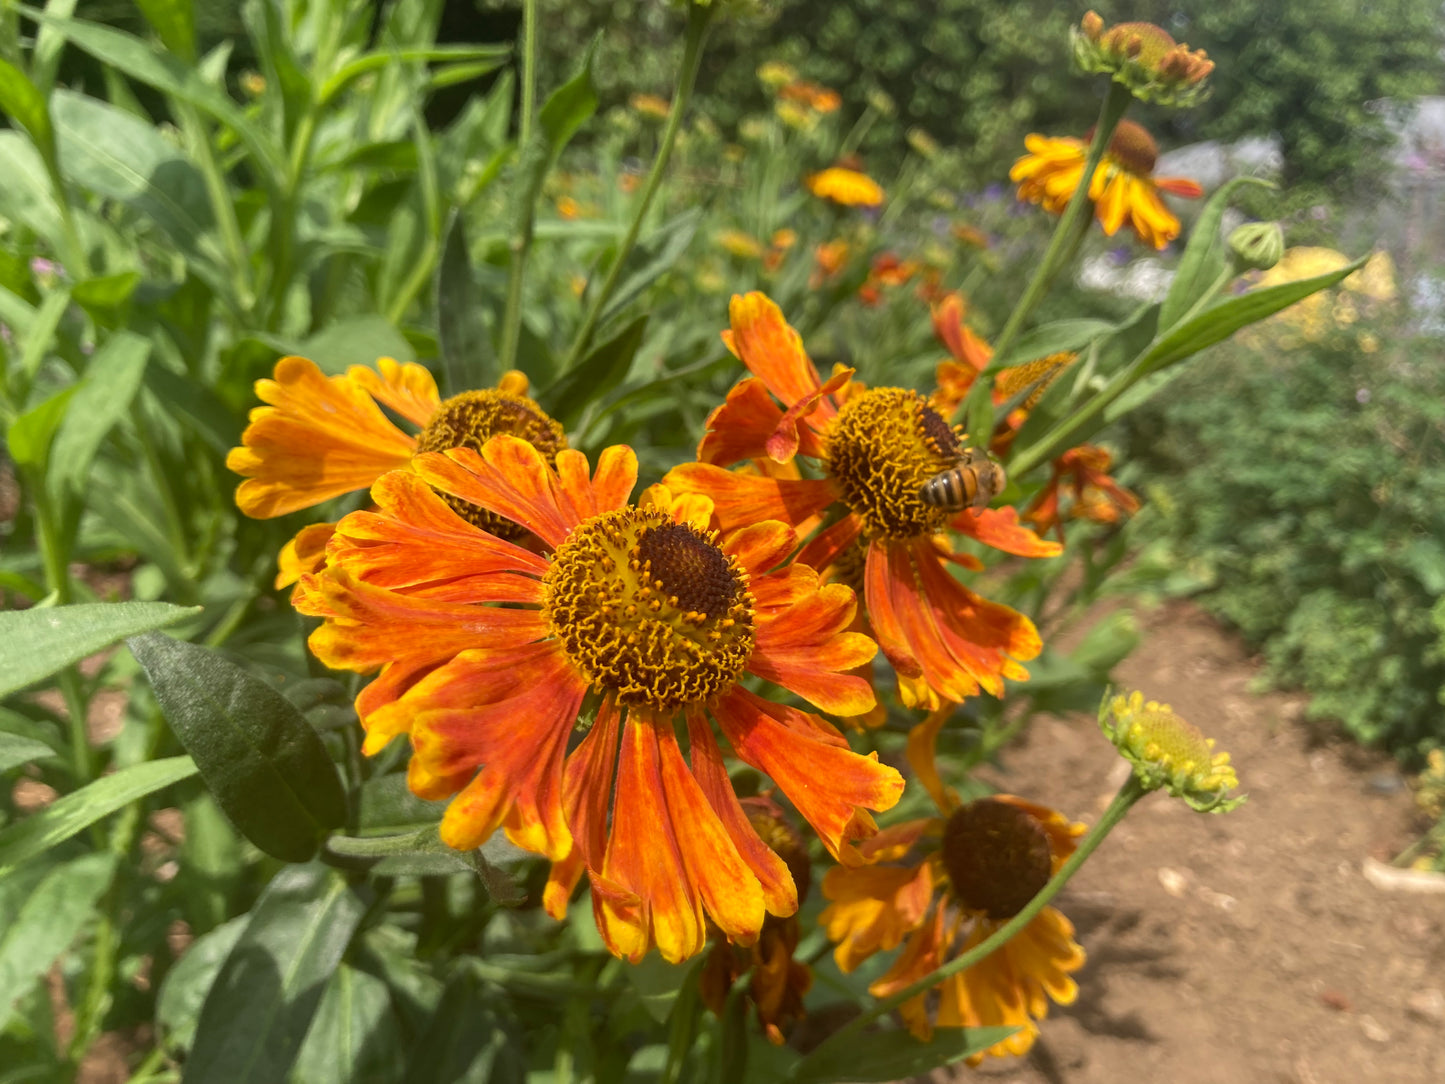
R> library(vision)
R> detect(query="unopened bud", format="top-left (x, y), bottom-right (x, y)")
top-left (1228, 221), bottom-right (1285, 272)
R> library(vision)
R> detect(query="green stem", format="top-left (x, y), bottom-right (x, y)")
top-left (959, 82), bottom-right (1131, 432)
top-left (497, 0), bottom-right (541, 373)
top-left (823, 776), bottom-right (1146, 1048)
top-left (177, 104), bottom-right (253, 315)
top-left (384, 236), bottom-right (438, 326)
top-left (561, 1), bottom-right (713, 371)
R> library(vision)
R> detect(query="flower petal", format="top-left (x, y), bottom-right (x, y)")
top-left (764, 367), bottom-right (853, 462)
top-left (949, 506), bottom-right (1063, 558)
top-left (346, 357), bottom-right (441, 428)
top-left (820, 861), bottom-right (934, 973)
top-left (227, 356), bottom-right (415, 518)
top-left (712, 687), bottom-right (903, 865)
top-left (276, 522), bottom-right (336, 589)
top-left (663, 462), bottom-right (837, 536)
top-left (544, 696), bottom-right (624, 919)
top-left (411, 441), bottom-right (573, 548)
top-left (724, 520), bottom-right (799, 577)
top-left (698, 378), bottom-right (795, 467)
top-left (863, 539), bottom-right (924, 679)
top-left (727, 293), bottom-right (833, 423)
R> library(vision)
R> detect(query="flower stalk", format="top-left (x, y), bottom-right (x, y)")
top-left (562, 0), bottom-right (715, 371)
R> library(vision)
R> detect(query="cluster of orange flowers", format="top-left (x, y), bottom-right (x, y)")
top-left (225, 10), bottom-right (1219, 1059)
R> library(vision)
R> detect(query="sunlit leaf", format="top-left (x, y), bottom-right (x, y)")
top-left (47, 331), bottom-right (151, 495)
top-left (0, 733), bottom-right (57, 774)
top-left (0, 57), bottom-right (57, 177)
top-left (128, 633), bottom-right (348, 862)
top-left (133, 0), bottom-right (196, 60)
top-left (0, 757), bottom-right (197, 878)
top-left (5, 383), bottom-right (79, 471)
top-left (0, 601), bottom-right (197, 697)
top-left (157, 915), bottom-right (247, 1052)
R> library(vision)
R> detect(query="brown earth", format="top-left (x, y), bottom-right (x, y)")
top-left (960, 600), bottom-right (1445, 1084)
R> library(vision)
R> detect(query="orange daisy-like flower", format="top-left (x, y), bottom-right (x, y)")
top-left (779, 79), bottom-right (842, 114)
top-left (664, 293), bottom-right (1061, 715)
top-left (806, 167), bottom-right (885, 208)
top-left (297, 435), bottom-right (904, 964)
top-left (1009, 120), bottom-right (1203, 249)
top-left (819, 711), bottom-right (1086, 1060)
top-left (227, 356), bottom-right (564, 587)
top-left (1024, 444), bottom-right (1141, 542)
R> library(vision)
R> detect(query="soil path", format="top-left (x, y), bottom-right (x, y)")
top-left (963, 600), bottom-right (1445, 1084)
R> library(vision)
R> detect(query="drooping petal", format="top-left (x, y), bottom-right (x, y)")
top-left (276, 522), bottom-right (336, 589)
top-left (907, 706), bottom-right (964, 816)
top-left (595, 713), bottom-right (706, 964)
top-left (949, 506), bottom-right (1064, 558)
top-left (655, 720), bottom-right (767, 944)
top-left (698, 378), bottom-right (816, 467)
top-left (764, 367), bottom-right (854, 463)
top-left (712, 687), bottom-right (903, 865)
top-left (346, 357), bottom-right (441, 428)
top-left (663, 462), bottom-right (837, 536)
top-left (228, 356), bottom-right (416, 518)
top-left (544, 696), bottom-right (623, 919)
top-left (749, 572), bottom-right (877, 716)
top-left (685, 709), bottom-right (797, 917)
top-left (794, 512), bottom-right (862, 573)
top-left (863, 539), bottom-right (924, 679)
top-left (403, 645), bottom-right (585, 858)
top-left (820, 860), bottom-right (934, 973)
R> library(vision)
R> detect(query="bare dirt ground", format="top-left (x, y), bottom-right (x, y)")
top-left (963, 600), bottom-right (1445, 1084)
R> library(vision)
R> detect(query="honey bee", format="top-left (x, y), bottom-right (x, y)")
top-left (919, 447), bottom-right (1007, 512)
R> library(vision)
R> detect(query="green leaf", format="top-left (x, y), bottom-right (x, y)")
top-left (0, 853), bottom-right (116, 1031)
top-left (25, 9), bottom-right (286, 184)
top-left (399, 969), bottom-right (525, 1084)
top-left (789, 1026), bottom-right (1019, 1084)
top-left (510, 38), bottom-right (598, 256)
top-left (0, 132), bottom-right (63, 245)
top-left (51, 89), bottom-right (217, 259)
top-left (1139, 253), bottom-right (1371, 376)
top-left (134, 0), bottom-right (197, 61)
top-left (598, 208), bottom-right (702, 328)
top-left (47, 331), bottom-right (150, 495)
top-left (323, 825), bottom-right (526, 903)
top-left (185, 865), bottom-right (368, 1084)
top-left (5, 383), bottom-right (78, 471)
top-left (71, 270), bottom-right (143, 313)
top-left (143, 363), bottom-right (238, 454)
top-left (291, 964), bottom-right (405, 1084)
top-left (157, 915), bottom-right (247, 1052)
top-left (356, 771), bottom-right (446, 831)
top-left (0, 57), bottom-right (57, 178)
top-left (0, 601), bottom-right (197, 697)
top-left (435, 210), bottom-right (492, 394)
top-left (0, 757), bottom-right (197, 878)
top-left (317, 44), bottom-right (511, 107)
top-left (16, 286), bottom-right (71, 382)
top-left (0, 733), bottom-right (57, 774)
top-left (128, 633), bottom-right (348, 862)
top-left (300, 314), bottom-right (416, 375)
top-left (1159, 177), bottom-right (1274, 331)
top-left (541, 314), bottom-right (648, 430)
top-left (987, 318), bottom-right (1118, 371)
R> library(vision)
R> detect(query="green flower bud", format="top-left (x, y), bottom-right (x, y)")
top-left (1228, 221), bottom-right (1286, 272)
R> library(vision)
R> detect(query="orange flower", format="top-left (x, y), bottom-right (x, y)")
top-left (858, 253), bottom-right (920, 307)
top-left (1074, 12), bottom-right (1213, 108)
top-left (812, 239), bottom-right (851, 287)
top-left (298, 436), bottom-right (904, 963)
top-left (779, 80), bottom-right (841, 114)
top-left (820, 710), bottom-right (1086, 1061)
top-left (1024, 445), bottom-right (1141, 542)
top-left (1009, 120), bottom-right (1203, 249)
top-left (227, 356), bottom-right (563, 587)
top-left (806, 167), bottom-right (884, 208)
top-left (664, 294), bottom-right (1061, 716)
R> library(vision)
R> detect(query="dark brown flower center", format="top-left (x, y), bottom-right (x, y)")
top-left (635, 522), bottom-right (738, 621)
top-left (941, 799), bottom-right (1052, 920)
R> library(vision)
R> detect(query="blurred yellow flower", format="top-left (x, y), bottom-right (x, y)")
top-left (775, 100), bottom-right (816, 131)
top-left (1248, 248), bottom-right (1397, 343)
top-left (806, 167), bottom-right (884, 208)
top-left (629, 92), bottom-right (671, 121)
top-left (717, 229), bottom-right (765, 259)
top-left (757, 60), bottom-right (798, 89)
top-left (555, 195), bottom-right (582, 220)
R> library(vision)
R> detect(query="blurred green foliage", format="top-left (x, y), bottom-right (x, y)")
top-left (1122, 309), bottom-right (1445, 761)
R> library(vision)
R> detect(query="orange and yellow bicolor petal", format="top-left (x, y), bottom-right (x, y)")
top-left (227, 355), bottom-right (417, 518)
top-left (664, 462), bottom-right (838, 538)
top-left (820, 858), bottom-right (934, 973)
top-left (725, 292), bottom-right (837, 424)
top-left (345, 357), bottom-right (444, 428)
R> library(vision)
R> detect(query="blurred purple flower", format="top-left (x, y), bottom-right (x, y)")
top-left (983, 183), bottom-right (1004, 201)
top-left (1107, 246), bottom-right (1130, 267)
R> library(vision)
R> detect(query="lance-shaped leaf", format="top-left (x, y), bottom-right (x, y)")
top-left (0, 757), bottom-right (197, 877)
top-left (291, 964), bottom-right (406, 1084)
top-left (0, 601), bottom-right (198, 698)
top-left (47, 331), bottom-right (151, 496)
top-left (541, 314), bottom-right (648, 430)
top-left (1159, 176), bottom-right (1274, 331)
top-left (185, 865), bottom-right (368, 1084)
top-left (436, 210), bottom-right (492, 394)
top-left (789, 1025), bottom-right (1020, 1084)
top-left (398, 969), bottom-right (525, 1084)
top-left (0, 733), bottom-right (57, 774)
top-left (323, 824), bottom-right (526, 904)
top-left (0, 57), bottom-right (57, 179)
top-left (0, 853), bottom-right (117, 1031)
top-left (128, 633), bottom-right (347, 862)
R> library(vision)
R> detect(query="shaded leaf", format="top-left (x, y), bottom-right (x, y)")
top-left (134, 0), bottom-right (196, 60)
top-left (0, 853), bottom-right (117, 1031)
top-left (128, 633), bottom-right (347, 862)
top-left (1159, 177), bottom-right (1274, 331)
top-left (301, 314), bottom-right (415, 375)
top-left (323, 824), bottom-right (526, 904)
top-left (47, 331), bottom-right (151, 495)
top-left (318, 44), bottom-right (511, 107)
top-left (0, 132), bottom-right (63, 244)
top-left (185, 865), bottom-right (368, 1084)
top-left (0, 733), bottom-right (58, 774)
top-left (399, 969), bottom-right (525, 1084)
top-left (71, 270), bottom-right (143, 313)
top-left (291, 964), bottom-right (405, 1084)
top-left (598, 209), bottom-right (702, 327)
top-left (157, 915), bottom-right (248, 1052)
top-left (540, 314), bottom-right (648, 430)
top-left (0, 757), bottom-right (197, 878)
top-left (789, 1026), bottom-right (1019, 1084)
top-left (435, 210), bottom-right (491, 394)
top-left (0, 601), bottom-right (197, 697)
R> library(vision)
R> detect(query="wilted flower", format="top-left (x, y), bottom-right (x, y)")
top-left (1024, 444), bottom-right (1140, 541)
